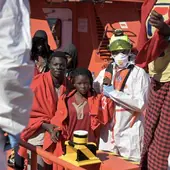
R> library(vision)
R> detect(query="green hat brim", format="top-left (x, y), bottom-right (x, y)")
top-left (109, 39), bottom-right (132, 52)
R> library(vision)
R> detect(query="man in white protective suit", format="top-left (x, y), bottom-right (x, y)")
top-left (94, 30), bottom-right (150, 162)
top-left (0, 0), bottom-right (34, 169)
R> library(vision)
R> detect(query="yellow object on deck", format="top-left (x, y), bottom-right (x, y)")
top-left (59, 130), bottom-right (101, 167)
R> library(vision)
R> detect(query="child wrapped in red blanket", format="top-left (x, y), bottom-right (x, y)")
top-left (43, 68), bottom-right (115, 170)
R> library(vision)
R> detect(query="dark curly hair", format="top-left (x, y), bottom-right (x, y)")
top-left (67, 67), bottom-right (96, 95)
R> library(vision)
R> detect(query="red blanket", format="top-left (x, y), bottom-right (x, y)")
top-left (135, 0), bottom-right (170, 68)
top-left (43, 90), bottom-right (114, 170)
top-left (18, 71), bottom-right (66, 157)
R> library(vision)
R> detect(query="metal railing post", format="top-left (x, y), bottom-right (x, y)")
top-left (31, 152), bottom-right (37, 170)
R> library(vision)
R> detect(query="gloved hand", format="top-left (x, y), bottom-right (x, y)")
top-left (103, 85), bottom-right (114, 97)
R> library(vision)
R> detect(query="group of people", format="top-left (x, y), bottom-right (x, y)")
top-left (8, 29), bottom-right (113, 170)
top-left (0, 0), bottom-right (170, 170)
top-left (7, 30), bottom-right (79, 169)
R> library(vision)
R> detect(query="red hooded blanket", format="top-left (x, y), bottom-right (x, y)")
top-left (43, 90), bottom-right (114, 170)
top-left (136, 0), bottom-right (170, 68)
top-left (19, 71), bottom-right (66, 157)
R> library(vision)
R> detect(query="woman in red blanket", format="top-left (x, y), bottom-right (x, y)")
top-left (136, 1), bottom-right (170, 169)
top-left (17, 51), bottom-right (67, 169)
top-left (43, 68), bottom-right (114, 170)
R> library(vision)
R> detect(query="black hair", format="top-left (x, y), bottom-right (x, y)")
top-left (33, 30), bottom-right (48, 41)
top-left (31, 39), bottom-right (50, 61)
top-left (69, 67), bottom-right (96, 95)
top-left (31, 30), bottom-right (52, 61)
top-left (48, 51), bottom-right (67, 64)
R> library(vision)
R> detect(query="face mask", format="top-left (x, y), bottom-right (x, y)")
top-left (114, 53), bottom-right (129, 68)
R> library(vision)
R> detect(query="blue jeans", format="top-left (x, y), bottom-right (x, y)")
top-left (4, 134), bottom-right (20, 151)
top-left (9, 134), bottom-right (19, 148)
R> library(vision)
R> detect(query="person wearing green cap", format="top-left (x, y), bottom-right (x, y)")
top-left (94, 30), bottom-right (150, 162)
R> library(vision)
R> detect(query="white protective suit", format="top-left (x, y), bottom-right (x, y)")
top-left (94, 63), bottom-right (150, 162)
top-left (0, 0), bottom-right (34, 169)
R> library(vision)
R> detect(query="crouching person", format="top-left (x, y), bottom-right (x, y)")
top-left (94, 30), bottom-right (150, 162)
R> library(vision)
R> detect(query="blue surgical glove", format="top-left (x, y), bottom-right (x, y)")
top-left (103, 85), bottom-right (114, 97)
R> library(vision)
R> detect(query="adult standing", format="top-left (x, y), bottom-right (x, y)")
top-left (136, 0), bottom-right (170, 169)
top-left (0, 0), bottom-right (34, 169)
top-left (18, 51), bottom-right (67, 169)
top-left (94, 30), bottom-right (150, 162)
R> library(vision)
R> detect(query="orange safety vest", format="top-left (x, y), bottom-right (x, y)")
top-left (104, 63), bottom-right (139, 128)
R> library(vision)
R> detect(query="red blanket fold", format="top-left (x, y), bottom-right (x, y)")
top-left (136, 0), bottom-right (170, 68)
top-left (43, 90), bottom-right (114, 169)
top-left (18, 71), bottom-right (66, 157)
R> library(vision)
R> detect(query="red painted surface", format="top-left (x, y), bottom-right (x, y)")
top-left (7, 1), bottom-right (143, 169)
top-left (98, 152), bottom-right (139, 170)
top-left (7, 150), bottom-right (139, 170)
top-left (81, 152), bottom-right (139, 170)
top-left (30, 0), bottom-right (142, 76)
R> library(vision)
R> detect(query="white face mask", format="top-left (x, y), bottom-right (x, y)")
top-left (113, 53), bottom-right (129, 68)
